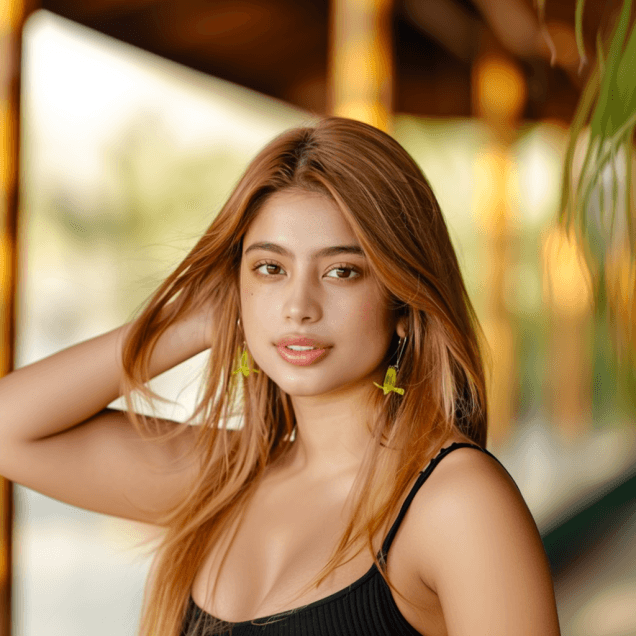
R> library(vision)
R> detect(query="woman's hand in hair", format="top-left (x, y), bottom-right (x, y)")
top-left (187, 302), bottom-right (215, 349)
top-left (161, 299), bottom-right (214, 351)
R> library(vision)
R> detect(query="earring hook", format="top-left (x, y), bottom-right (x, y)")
top-left (394, 335), bottom-right (407, 369)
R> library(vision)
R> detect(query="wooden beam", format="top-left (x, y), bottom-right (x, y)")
top-left (44, 0), bottom-right (158, 21)
top-left (471, 43), bottom-right (527, 447)
top-left (402, 0), bottom-right (481, 64)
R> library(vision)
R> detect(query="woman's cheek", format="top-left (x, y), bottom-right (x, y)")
top-left (357, 299), bottom-right (374, 322)
top-left (240, 273), bottom-right (258, 306)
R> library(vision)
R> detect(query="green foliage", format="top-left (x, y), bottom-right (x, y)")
top-left (575, 0), bottom-right (588, 73)
top-left (539, 0), bottom-right (636, 358)
top-left (560, 0), bottom-right (636, 247)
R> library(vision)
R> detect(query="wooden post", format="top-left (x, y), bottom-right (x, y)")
top-left (471, 48), bottom-right (527, 447)
top-left (328, 0), bottom-right (394, 133)
top-left (541, 225), bottom-right (594, 441)
top-left (1, 1), bottom-right (38, 633)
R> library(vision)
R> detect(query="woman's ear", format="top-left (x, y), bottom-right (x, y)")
top-left (396, 316), bottom-right (407, 340)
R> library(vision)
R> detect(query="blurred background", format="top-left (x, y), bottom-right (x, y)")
top-left (1, 0), bottom-right (635, 635)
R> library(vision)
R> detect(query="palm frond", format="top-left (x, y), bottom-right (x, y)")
top-left (575, 0), bottom-right (589, 73)
top-left (556, 0), bottom-right (636, 350)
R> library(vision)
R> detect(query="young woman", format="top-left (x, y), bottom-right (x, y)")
top-left (0, 117), bottom-right (561, 636)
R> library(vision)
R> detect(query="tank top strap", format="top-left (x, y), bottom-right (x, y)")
top-left (376, 442), bottom-right (506, 564)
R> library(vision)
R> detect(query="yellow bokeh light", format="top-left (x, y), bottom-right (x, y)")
top-left (541, 225), bottom-right (594, 318)
top-left (474, 55), bottom-right (527, 122)
top-left (472, 145), bottom-right (509, 230)
top-left (605, 243), bottom-right (636, 329)
top-left (0, 0), bottom-right (25, 31)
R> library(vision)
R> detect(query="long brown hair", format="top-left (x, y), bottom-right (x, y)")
top-left (120, 116), bottom-right (489, 635)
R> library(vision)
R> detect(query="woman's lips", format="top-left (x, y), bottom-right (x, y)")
top-left (276, 344), bottom-right (329, 366)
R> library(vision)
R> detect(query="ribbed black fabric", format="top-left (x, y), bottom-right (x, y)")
top-left (181, 442), bottom-right (508, 636)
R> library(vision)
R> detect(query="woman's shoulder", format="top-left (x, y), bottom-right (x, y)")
top-left (407, 444), bottom-right (559, 636)
top-left (401, 436), bottom-right (559, 634)
top-left (410, 434), bottom-right (528, 534)
top-left (397, 435), bottom-right (522, 553)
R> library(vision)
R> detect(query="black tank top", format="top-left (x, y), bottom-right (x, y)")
top-left (181, 442), bottom-right (509, 635)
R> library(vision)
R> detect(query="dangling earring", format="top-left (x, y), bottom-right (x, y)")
top-left (232, 317), bottom-right (260, 377)
top-left (373, 335), bottom-right (407, 396)
top-left (232, 344), bottom-right (260, 377)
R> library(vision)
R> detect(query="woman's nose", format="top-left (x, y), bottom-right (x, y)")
top-left (283, 270), bottom-right (322, 323)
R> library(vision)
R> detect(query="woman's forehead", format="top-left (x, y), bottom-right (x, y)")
top-left (244, 190), bottom-right (358, 245)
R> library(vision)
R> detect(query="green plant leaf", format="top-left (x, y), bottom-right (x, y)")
top-left (588, 0), bottom-right (633, 139)
top-left (575, 0), bottom-right (589, 73)
top-left (597, 29), bottom-right (605, 75)
top-left (557, 0), bottom-right (636, 354)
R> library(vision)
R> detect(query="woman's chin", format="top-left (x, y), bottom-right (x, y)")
top-left (275, 380), bottom-right (334, 397)
top-left (280, 377), bottom-right (371, 400)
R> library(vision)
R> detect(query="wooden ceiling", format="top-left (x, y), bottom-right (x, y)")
top-left (39, 0), bottom-right (618, 122)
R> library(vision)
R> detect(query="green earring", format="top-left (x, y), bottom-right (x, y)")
top-left (232, 342), bottom-right (260, 377)
top-left (373, 335), bottom-right (407, 396)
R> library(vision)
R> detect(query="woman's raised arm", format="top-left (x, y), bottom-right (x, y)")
top-left (0, 304), bottom-right (212, 524)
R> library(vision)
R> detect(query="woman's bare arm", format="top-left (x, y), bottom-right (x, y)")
top-left (410, 448), bottom-right (561, 635)
top-left (0, 305), bottom-right (212, 524)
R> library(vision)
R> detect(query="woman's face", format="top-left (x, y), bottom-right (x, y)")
top-left (239, 189), bottom-right (404, 398)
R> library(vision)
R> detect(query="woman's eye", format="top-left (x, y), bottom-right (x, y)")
top-left (255, 262), bottom-right (284, 276)
top-left (253, 262), bottom-right (361, 281)
top-left (325, 266), bottom-right (361, 280)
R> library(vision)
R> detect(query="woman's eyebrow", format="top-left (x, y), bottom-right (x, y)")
top-left (244, 242), bottom-right (366, 259)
